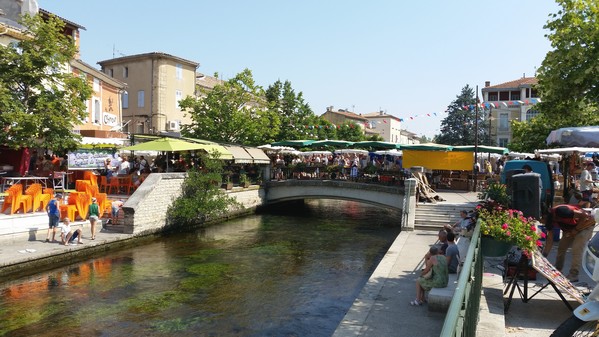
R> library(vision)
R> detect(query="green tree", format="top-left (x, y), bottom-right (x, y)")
top-left (510, 0), bottom-right (599, 150)
top-left (0, 14), bottom-right (92, 151)
top-left (180, 69), bottom-right (280, 146)
top-left (537, 0), bottom-right (599, 108)
top-left (435, 85), bottom-right (486, 145)
top-left (336, 122), bottom-right (365, 142)
top-left (265, 80), bottom-right (315, 140)
top-left (167, 152), bottom-right (241, 228)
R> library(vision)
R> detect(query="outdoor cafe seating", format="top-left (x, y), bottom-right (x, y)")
top-left (1, 184), bottom-right (32, 215)
top-left (24, 183), bottom-right (51, 212)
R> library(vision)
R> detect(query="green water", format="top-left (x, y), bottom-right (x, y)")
top-left (0, 199), bottom-right (401, 336)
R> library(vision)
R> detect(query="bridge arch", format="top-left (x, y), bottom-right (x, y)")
top-left (262, 180), bottom-right (418, 229)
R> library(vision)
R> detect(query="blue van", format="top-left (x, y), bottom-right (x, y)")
top-left (500, 159), bottom-right (555, 210)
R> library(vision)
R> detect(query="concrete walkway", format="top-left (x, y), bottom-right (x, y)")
top-left (333, 190), bottom-right (480, 337)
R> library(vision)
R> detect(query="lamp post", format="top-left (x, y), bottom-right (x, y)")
top-left (474, 85), bottom-right (479, 192)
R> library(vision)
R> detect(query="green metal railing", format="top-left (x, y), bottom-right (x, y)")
top-left (440, 223), bottom-right (483, 337)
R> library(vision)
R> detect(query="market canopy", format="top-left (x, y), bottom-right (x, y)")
top-left (271, 139), bottom-right (315, 147)
top-left (122, 138), bottom-right (232, 160)
top-left (452, 145), bottom-right (509, 155)
top-left (353, 141), bottom-right (400, 149)
top-left (399, 143), bottom-right (454, 151)
top-left (309, 140), bottom-right (355, 148)
top-left (546, 126), bottom-right (599, 147)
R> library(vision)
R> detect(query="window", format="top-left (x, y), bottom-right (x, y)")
top-left (510, 91), bottom-right (520, 100)
top-left (176, 64), bottom-right (183, 80)
top-left (123, 66), bottom-right (129, 78)
top-left (525, 88), bottom-right (530, 98)
top-left (499, 91), bottom-right (509, 101)
top-left (122, 92), bottom-right (129, 109)
top-left (526, 109), bottom-right (540, 121)
top-left (487, 92), bottom-right (498, 101)
top-left (93, 78), bottom-right (100, 92)
top-left (93, 99), bottom-right (101, 124)
top-left (499, 113), bottom-right (509, 131)
top-left (137, 90), bottom-right (145, 108)
top-left (175, 90), bottom-right (182, 110)
top-left (531, 88), bottom-right (539, 98)
top-left (499, 138), bottom-right (509, 148)
top-left (136, 122), bottom-right (144, 134)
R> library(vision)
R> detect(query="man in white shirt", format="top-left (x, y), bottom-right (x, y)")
top-left (119, 156), bottom-right (131, 175)
top-left (58, 217), bottom-right (83, 246)
top-left (579, 162), bottom-right (596, 207)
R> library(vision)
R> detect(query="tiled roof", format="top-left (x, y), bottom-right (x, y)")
top-left (98, 52), bottom-right (199, 68)
top-left (362, 112), bottom-right (401, 122)
top-left (40, 8), bottom-right (86, 30)
top-left (196, 73), bottom-right (224, 89)
top-left (324, 109), bottom-right (368, 121)
top-left (483, 77), bottom-right (537, 90)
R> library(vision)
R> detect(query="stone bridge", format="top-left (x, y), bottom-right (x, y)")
top-left (262, 179), bottom-right (418, 229)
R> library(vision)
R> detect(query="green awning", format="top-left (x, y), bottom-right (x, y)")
top-left (309, 140), bottom-right (354, 148)
top-left (122, 137), bottom-right (233, 159)
top-left (399, 143), bottom-right (454, 151)
top-left (271, 140), bottom-right (316, 147)
top-left (353, 141), bottom-right (400, 149)
top-left (453, 145), bottom-right (509, 154)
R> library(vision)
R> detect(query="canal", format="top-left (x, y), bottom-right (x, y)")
top-left (0, 199), bottom-right (401, 336)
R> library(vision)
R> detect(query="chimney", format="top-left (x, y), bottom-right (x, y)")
top-left (327, 106), bottom-right (334, 112)
top-left (485, 81), bottom-right (491, 87)
top-left (379, 110), bottom-right (384, 115)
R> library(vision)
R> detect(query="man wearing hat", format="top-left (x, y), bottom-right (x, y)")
top-left (45, 193), bottom-right (62, 242)
top-left (88, 196), bottom-right (100, 240)
top-left (542, 204), bottom-right (596, 282)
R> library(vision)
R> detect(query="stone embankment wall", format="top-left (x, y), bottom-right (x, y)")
top-left (122, 173), bottom-right (264, 236)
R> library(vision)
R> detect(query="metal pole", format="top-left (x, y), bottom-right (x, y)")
top-left (474, 85), bottom-right (479, 192)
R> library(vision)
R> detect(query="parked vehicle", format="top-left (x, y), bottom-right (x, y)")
top-left (501, 159), bottom-right (555, 211)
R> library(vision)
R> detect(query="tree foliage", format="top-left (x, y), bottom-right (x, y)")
top-left (537, 0), bottom-right (599, 108)
top-left (180, 69), bottom-right (280, 146)
top-left (166, 152), bottom-right (241, 228)
top-left (434, 85), bottom-right (486, 145)
top-left (0, 14), bottom-right (92, 151)
top-left (336, 123), bottom-right (366, 142)
top-left (510, 0), bottom-right (599, 151)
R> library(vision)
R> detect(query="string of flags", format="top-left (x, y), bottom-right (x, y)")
top-left (300, 98), bottom-right (541, 129)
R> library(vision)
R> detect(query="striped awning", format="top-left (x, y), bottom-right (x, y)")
top-left (244, 147), bottom-right (271, 164)
top-left (225, 146), bottom-right (254, 164)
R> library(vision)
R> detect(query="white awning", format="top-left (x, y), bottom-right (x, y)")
top-left (225, 145), bottom-right (254, 164)
top-left (80, 137), bottom-right (127, 146)
top-left (244, 147), bottom-right (271, 164)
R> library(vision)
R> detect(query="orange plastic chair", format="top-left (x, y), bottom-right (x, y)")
top-left (75, 192), bottom-right (91, 220)
top-left (120, 175), bottom-right (136, 195)
top-left (25, 183), bottom-right (51, 212)
top-left (76, 180), bottom-right (93, 195)
top-left (60, 202), bottom-right (77, 221)
top-left (107, 176), bottom-right (120, 194)
top-left (99, 175), bottom-right (108, 193)
top-left (6, 184), bottom-right (33, 214)
top-left (1, 187), bottom-right (29, 215)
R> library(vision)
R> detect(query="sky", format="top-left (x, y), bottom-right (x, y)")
top-left (42, 1), bottom-right (560, 139)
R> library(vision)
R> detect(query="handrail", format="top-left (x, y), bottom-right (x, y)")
top-left (440, 222), bottom-right (482, 337)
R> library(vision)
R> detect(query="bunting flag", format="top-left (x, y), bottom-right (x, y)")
top-left (300, 98), bottom-right (541, 129)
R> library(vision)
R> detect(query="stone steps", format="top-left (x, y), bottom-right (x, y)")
top-left (414, 202), bottom-right (478, 231)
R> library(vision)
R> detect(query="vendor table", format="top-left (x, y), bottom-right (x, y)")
top-left (1, 176), bottom-right (49, 192)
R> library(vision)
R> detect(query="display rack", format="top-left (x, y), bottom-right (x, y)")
top-left (503, 250), bottom-right (585, 313)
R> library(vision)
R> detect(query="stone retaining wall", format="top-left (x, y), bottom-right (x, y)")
top-left (122, 173), bottom-right (264, 236)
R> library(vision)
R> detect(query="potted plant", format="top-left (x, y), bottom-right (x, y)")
top-left (475, 203), bottom-right (543, 257)
top-left (239, 173), bottom-right (250, 188)
top-left (222, 172), bottom-right (233, 190)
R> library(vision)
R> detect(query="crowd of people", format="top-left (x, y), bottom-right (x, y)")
top-left (270, 151), bottom-right (406, 181)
